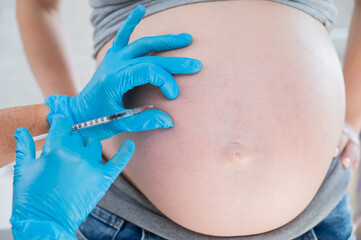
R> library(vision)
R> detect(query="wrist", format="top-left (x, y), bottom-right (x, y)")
top-left (344, 118), bottom-right (361, 135)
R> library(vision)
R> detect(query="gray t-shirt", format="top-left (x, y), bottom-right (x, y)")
top-left (89, 0), bottom-right (338, 57)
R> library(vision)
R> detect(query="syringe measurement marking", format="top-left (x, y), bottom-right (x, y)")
top-left (33, 105), bottom-right (153, 141)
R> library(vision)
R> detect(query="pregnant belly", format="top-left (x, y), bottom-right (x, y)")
top-left (97, 0), bottom-right (345, 236)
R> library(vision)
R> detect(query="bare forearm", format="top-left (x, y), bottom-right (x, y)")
top-left (0, 104), bottom-right (49, 167)
top-left (16, 0), bottom-right (77, 97)
top-left (344, 1), bottom-right (361, 132)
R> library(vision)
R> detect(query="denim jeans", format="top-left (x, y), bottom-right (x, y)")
top-left (76, 205), bottom-right (166, 240)
top-left (294, 194), bottom-right (355, 240)
top-left (76, 194), bottom-right (355, 240)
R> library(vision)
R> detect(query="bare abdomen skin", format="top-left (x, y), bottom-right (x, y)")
top-left (98, 1), bottom-right (345, 236)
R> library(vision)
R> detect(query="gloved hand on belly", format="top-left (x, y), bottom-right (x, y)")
top-left (45, 5), bottom-right (202, 141)
top-left (10, 114), bottom-right (134, 240)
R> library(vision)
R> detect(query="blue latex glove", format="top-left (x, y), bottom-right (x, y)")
top-left (10, 114), bottom-right (134, 240)
top-left (46, 5), bottom-right (202, 140)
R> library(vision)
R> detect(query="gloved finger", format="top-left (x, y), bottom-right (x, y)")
top-left (135, 56), bottom-right (202, 74)
top-left (112, 5), bottom-right (146, 51)
top-left (121, 33), bottom-right (193, 59)
top-left (14, 127), bottom-right (36, 162)
top-left (110, 109), bottom-right (173, 134)
top-left (42, 114), bottom-right (75, 155)
top-left (121, 62), bottom-right (180, 99)
top-left (84, 137), bottom-right (103, 163)
top-left (335, 131), bottom-right (348, 158)
top-left (47, 114), bottom-right (73, 138)
top-left (104, 140), bottom-right (135, 181)
top-left (340, 140), bottom-right (360, 170)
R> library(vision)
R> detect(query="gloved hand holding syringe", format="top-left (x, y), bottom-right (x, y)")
top-left (40, 4), bottom-right (202, 142)
top-left (10, 4), bottom-right (202, 240)
top-left (33, 105), bottom-right (154, 141)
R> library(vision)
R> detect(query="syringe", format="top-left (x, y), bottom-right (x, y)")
top-left (33, 105), bottom-right (154, 141)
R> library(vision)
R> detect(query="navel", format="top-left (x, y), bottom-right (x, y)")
top-left (226, 142), bottom-right (251, 164)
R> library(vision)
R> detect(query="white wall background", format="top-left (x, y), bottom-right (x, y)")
top-left (0, 0), bottom-right (356, 239)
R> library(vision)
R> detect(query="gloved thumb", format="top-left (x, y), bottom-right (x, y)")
top-left (14, 127), bottom-right (35, 163)
top-left (112, 5), bottom-right (145, 50)
top-left (104, 140), bottom-right (135, 181)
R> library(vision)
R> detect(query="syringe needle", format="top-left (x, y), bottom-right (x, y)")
top-left (32, 105), bottom-right (153, 141)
